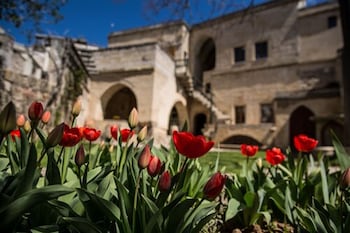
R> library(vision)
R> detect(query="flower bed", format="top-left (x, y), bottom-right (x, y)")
top-left (0, 101), bottom-right (349, 233)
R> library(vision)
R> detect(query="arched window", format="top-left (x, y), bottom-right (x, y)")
top-left (104, 87), bottom-right (137, 120)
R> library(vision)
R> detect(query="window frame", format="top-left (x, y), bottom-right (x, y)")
top-left (235, 105), bottom-right (246, 124)
top-left (260, 103), bottom-right (275, 123)
top-left (327, 15), bottom-right (337, 29)
top-left (233, 46), bottom-right (246, 63)
top-left (255, 41), bottom-right (268, 60)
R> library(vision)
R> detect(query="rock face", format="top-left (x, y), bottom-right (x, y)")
top-left (0, 0), bottom-right (345, 148)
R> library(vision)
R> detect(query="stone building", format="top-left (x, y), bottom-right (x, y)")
top-left (0, 0), bottom-right (344, 148)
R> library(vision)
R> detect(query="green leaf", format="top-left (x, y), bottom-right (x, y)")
top-left (225, 198), bottom-right (241, 221)
top-left (319, 160), bottom-right (329, 204)
top-left (62, 217), bottom-right (103, 233)
top-left (6, 135), bottom-right (19, 174)
top-left (19, 127), bottom-right (30, 168)
top-left (77, 188), bottom-right (121, 221)
top-left (46, 148), bottom-right (61, 185)
top-left (114, 179), bottom-right (132, 233)
top-left (0, 185), bottom-right (74, 232)
top-left (0, 101), bottom-right (16, 136)
top-left (331, 131), bottom-right (350, 171)
top-left (166, 198), bottom-right (196, 232)
top-left (35, 127), bottom-right (48, 148)
top-left (13, 144), bottom-right (38, 198)
top-left (295, 207), bottom-right (317, 233)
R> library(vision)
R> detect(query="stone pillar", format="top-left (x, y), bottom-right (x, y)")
top-left (338, 0), bottom-right (350, 147)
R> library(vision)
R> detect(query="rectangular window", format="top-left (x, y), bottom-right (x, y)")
top-left (234, 46), bottom-right (245, 63)
top-left (260, 103), bottom-right (274, 123)
top-left (255, 41), bottom-right (268, 59)
top-left (235, 105), bottom-right (245, 124)
top-left (328, 16), bottom-right (337, 29)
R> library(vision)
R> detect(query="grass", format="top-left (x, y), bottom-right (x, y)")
top-left (198, 149), bottom-right (266, 174)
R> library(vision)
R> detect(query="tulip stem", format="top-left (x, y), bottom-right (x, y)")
top-left (172, 157), bottom-right (189, 198)
top-left (118, 139), bottom-right (129, 177)
top-left (37, 147), bottom-right (47, 166)
top-left (132, 170), bottom-right (142, 231)
top-left (340, 190), bottom-right (344, 233)
top-left (77, 166), bottom-right (82, 188)
top-left (56, 146), bottom-right (65, 164)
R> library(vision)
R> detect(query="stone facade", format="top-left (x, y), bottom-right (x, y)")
top-left (0, 0), bottom-right (344, 148)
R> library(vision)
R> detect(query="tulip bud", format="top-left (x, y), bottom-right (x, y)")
top-left (138, 144), bottom-right (151, 169)
top-left (128, 107), bottom-right (138, 129)
top-left (46, 123), bottom-right (65, 148)
top-left (340, 167), bottom-right (350, 190)
top-left (109, 144), bottom-right (114, 153)
top-left (16, 114), bottom-right (26, 127)
top-left (158, 171), bottom-right (171, 192)
top-left (0, 101), bottom-right (17, 136)
top-left (256, 158), bottom-right (263, 169)
top-left (41, 111), bottom-right (51, 124)
top-left (75, 144), bottom-right (85, 167)
top-left (110, 125), bottom-right (118, 140)
top-left (147, 155), bottom-right (162, 177)
top-left (203, 172), bottom-right (226, 200)
top-left (137, 126), bottom-right (147, 142)
top-left (24, 120), bottom-right (31, 132)
top-left (71, 98), bottom-right (82, 117)
top-left (28, 101), bottom-right (44, 122)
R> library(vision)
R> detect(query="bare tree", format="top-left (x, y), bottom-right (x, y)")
top-left (0, 0), bottom-right (66, 40)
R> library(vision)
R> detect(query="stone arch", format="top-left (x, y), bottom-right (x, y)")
top-left (168, 101), bottom-right (188, 134)
top-left (289, 105), bottom-right (315, 148)
top-left (194, 38), bottom-right (216, 88)
top-left (221, 135), bottom-right (262, 146)
top-left (321, 120), bottom-right (344, 146)
top-left (101, 84), bottom-right (137, 120)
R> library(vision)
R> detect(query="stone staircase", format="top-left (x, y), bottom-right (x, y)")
top-left (174, 59), bottom-right (229, 123)
top-left (73, 41), bottom-right (99, 75)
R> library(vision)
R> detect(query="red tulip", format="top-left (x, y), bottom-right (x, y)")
top-left (83, 127), bottom-right (101, 142)
top-left (241, 144), bottom-right (259, 157)
top-left (293, 134), bottom-right (318, 153)
top-left (60, 124), bottom-right (82, 147)
top-left (120, 128), bottom-right (134, 142)
top-left (172, 131), bottom-right (214, 159)
top-left (266, 147), bottom-right (286, 166)
top-left (138, 144), bottom-right (151, 169)
top-left (28, 101), bottom-right (43, 122)
top-left (158, 171), bottom-right (171, 192)
top-left (110, 125), bottom-right (118, 140)
top-left (147, 155), bottom-right (162, 177)
top-left (10, 129), bottom-right (21, 141)
top-left (203, 172), bottom-right (226, 200)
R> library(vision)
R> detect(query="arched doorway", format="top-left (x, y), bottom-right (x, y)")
top-left (194, 38), bottom-right (216, 89)
top-left (221, 135), bottom-right (262, 146)
top-left (289, 106), bottom-right (315, 149)
top-left (194, 113), bottom-right (207, 135)
top-left (321, 120), bottom-right (344, 146)
top-left (104, 87), bottom-right (137, 120)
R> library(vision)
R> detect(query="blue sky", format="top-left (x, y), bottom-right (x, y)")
top-left (1, 0), bottom-right (328, 47)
